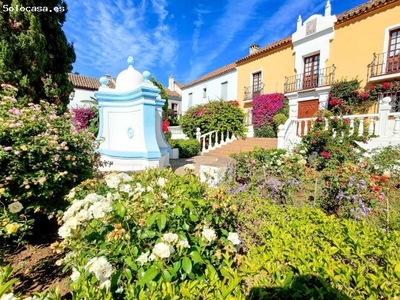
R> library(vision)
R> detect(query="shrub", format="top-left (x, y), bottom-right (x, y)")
top-left (366, 145), bottom-right (400, 177)
top-left (252, 93), bottom-right (285, 128)
top-left (328, 79), bottom-right (375, 115)
top-left (226, 148), bottom-right (306, 205)
top-left (0, 84), bottom-right (100, 240)
top-left (272, 113), bottom-right (288, 127)
top-left (237, 199), bottom-right (400, 299)
top-left (169, 139), bottom-right (200, 158)
top-left (254, 123), bottom-right (276, 138)
top-left (180, 100), bottom-right (245, 139)
top-left (298, 110), bottom-right (367, 170)
top-left (318, 161), bottom-right (387, 217)
top-left (55, 169), bottom-right (242, 299)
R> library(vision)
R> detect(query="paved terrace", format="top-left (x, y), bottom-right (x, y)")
top-left (168, 155), bottom-right (234, 175)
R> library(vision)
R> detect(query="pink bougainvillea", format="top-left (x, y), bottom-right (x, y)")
top-left (252, 93), bottom-right (285, 128)
top-left (71, 108), bottom-right (96, 131)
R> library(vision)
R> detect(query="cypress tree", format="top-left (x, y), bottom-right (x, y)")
top-left (0, 0), bottom-right (75, 113)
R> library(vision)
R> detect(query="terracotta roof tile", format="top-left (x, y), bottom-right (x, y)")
top-left (166, 88), bottom-right (181, 98)
top-left (183, 62), bottom-right (237, 88)
top-left (236, 36), bottom-right (292, 64)
top-left (175, 82), bottom-right (184, 89)
top-left (68, 73), bottom-right (116, 90)
top-left (336, 0), bottom-right (399, 24)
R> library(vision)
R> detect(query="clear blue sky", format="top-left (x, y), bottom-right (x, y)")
top-left (63, 0), bottom-right (367, 87)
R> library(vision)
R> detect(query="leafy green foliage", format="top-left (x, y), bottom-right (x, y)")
top-left (236, 200), bottom-right (400, 299)
top-left (0, 85), bottom-right (100, 240)
top-left (168, 139), bottom-right (200, 158)
top-left (366, 145), bottom-right (400, 177)
top-left (150, 77), bottom-right (168, 119)
top-left (0, 0), bottom-right (75, 113)
top-left (253, 124), bottom-right (276, 138)
top-left (56, 168), bottom-right (242, 299)
top-left (180, 100), bottom-right (245, 139)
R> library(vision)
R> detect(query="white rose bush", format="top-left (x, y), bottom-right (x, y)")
top-left (0, 84), bottom-right (100, 240)
top-left (56, 168), bottom-right (243, 299)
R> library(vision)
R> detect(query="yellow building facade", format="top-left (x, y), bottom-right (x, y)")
top-left (236, 0), bottom-right (400, 121)
top-left (236, 38), bottom-right (292, 111)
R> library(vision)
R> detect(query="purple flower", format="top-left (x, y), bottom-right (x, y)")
top-left (3, 146), bottom-right (12, 151)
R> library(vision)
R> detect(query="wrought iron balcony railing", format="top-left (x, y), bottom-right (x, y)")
top-left (244, 83), bottom-right (264, 101)
top-left (368, 52), bottom-right (400, 78)
top-left (284, 65), bottom-right (336, 93)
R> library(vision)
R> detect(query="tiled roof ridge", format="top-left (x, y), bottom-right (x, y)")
top-left (68, 73), bottom-right (118, 90)
top-left (336, 0), bottom-right (399, 24)
top-left (166, 87), bottom-right (181, 98)
top-left (175, 82), bottom-right (184, 89)
top-left (236, 36), bottom-right (292, 64)
top-left (183, 62), bottom-right (237, 89)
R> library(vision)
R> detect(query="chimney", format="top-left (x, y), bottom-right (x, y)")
top-left (168, 75), bottom-right (174, 90)
top-left (105, 74), bottom-right (115, 86)
top-left (249, 44), bottom-right (260, 55)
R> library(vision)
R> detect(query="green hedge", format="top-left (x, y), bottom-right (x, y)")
top-left (235, 195), bottom-right (400, 299)
top-left (169, 139), bottom-right (200, 158)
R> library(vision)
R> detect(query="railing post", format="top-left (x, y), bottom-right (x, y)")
top-left (368, 117), bottom-right (376, 135)
top-left (358, 117), bottom-right (364, 136)
top-left (378, 97), bottom-right (392, 138)
top-left (277, 124), bottom-right (286, 149)
top-left (393, 117), bottom-right (400, 138)
top-left (349, 117), bottom-right (355, 136)
top-left (196, 127), bottom-right (201, 142)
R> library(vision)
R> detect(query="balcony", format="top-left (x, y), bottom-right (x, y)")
top-left (368, 52), bottom-right (400, 81)
top-left (244, 83), bottom-right (264, 102)
top-left (284, 65), bottom-right (336, 93)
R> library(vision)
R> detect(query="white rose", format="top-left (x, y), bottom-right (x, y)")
top-left (86, 257), bottom-right (113, 282)
top-left (177, 239), bottom-right (190, 248)
top-left (162, 233), bottom-right (179, 244)
top-left (202, 227), bottom-right (217, 243)
top-left (136, 251), bottom-right (150, 266)
top-left (70, 267), bottom-right (80, 282)
top-left (152, 242), bottom-right (171, 258)
top-left (8, 201), bottom-right (23, 213)
top-left (227, 232), bottom-right (241, 245)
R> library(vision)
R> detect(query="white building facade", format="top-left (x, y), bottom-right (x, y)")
top-left (181, 63), bottom-right (238, 114)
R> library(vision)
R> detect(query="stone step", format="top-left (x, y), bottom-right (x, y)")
top-left (202, 138), bottom-right (277, 157)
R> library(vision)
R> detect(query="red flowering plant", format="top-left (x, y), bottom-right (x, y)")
top-left (328, 79), bottom-right (374, 115)
top-left (318, 161), bottom-right (387, 219)
top-left (298, 110), bottom-right (367, 170)
top-left (368, 80), bottom-right (400, 101)
top-left (162, 119), bottom-right (170, 133)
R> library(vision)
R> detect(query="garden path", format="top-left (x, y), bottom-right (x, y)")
top-left (169, 155), bottom-right (233, 175)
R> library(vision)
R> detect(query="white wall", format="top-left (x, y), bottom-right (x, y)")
top-left (181, 70), bottom-right (237, 114)
top-left (68, 88), bottom-right (96, 109)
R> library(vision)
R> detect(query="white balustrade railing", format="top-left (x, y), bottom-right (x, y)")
top-left (278, 96), bottom-right (400, 151)
top-left (196, 128), bottom-right (236, 154)
top-left (168, 126), bottom-right (188, 140)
